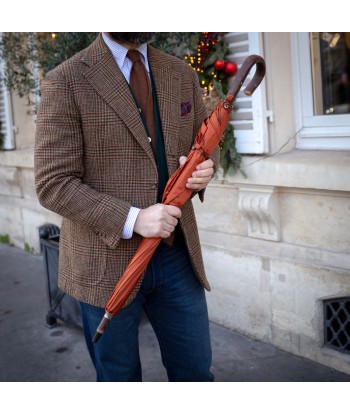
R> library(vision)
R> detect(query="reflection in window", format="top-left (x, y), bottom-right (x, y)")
top-left (311, 33), bottom-right (350, 115)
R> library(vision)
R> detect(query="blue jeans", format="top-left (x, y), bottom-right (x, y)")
top-left (79, 241), bottom-right (214, 382)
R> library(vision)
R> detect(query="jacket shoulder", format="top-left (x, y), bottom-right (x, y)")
top-left (43, 34), bottom-right (102, 80)
top-left (148, 46), bottom-right (199, 82)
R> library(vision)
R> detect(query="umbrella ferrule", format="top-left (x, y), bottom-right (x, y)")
top-left (92, 312), bottom-right (113, 343)
top-left (104, 311), bottom-right (113, 320)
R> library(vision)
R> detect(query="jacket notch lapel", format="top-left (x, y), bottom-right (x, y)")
top-left (82, 39), bottom-right (156, 165)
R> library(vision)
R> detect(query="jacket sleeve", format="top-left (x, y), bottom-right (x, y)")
top-left (34, 68), bottom-right (130, 249)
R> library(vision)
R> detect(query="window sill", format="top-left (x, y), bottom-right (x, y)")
top-left (296, 126), bottom-right (350, 150)
top-left (0, 148), bottom-right (34, 169)
top-left (220, 149), bottom-right (350, 192)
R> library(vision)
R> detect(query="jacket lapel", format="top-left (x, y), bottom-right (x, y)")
top-left (81, 35), bottom-right (156, 166)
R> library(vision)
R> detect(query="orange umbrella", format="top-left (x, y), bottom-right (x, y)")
top-left (92, 54), bottom-right (266, 343)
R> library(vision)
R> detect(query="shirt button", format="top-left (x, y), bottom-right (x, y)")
top-left (151, 184), bottom-right (157, 190)
top-left (148, 137), bottom-right (152, 143)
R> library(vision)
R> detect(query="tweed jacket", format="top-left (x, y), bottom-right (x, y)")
top-left (34, 34), bottom-right (219, 308)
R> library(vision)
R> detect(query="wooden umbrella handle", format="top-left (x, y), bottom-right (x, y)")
top-left (226, 54), bottom-right (266, 103)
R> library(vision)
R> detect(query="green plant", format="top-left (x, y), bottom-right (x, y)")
top-left (0, 234), bottom-right (10, 244)
top-left (0, 33), bottom-right (39, 107)
top-left (219, 124), bottom-right (246, 178)
top-left (0, 32), bottom-right (243, 176)
top-left (0, 32), bottom-right (98, 108)
top-left (37, 32), bottom-right (98, 75)
top-left (153, 32), bottom-right (198, 59)
top-left (24, 242), bottom-right (35, 254)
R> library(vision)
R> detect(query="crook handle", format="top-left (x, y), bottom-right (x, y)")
top-left (226, 54), bottom-right (266, 103)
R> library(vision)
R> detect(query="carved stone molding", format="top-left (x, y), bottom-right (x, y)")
top-left (238, 185), bottom-right (280, 241)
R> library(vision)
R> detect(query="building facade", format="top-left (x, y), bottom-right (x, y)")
top-left (1, 32), bottom-right (350, 374)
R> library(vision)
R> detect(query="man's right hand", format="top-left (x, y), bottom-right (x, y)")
top-left (133, 204), bottom-right (181, 239)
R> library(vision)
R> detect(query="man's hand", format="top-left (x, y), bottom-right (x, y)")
top-left (179, 156), bottom-right (215, 192)
top-left (133, 204), bottom-right (181, 239)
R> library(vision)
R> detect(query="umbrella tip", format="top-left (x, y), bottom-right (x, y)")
top-left (92, 331), bottom-right (103, 343)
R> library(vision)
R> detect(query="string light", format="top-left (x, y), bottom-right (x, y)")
top-left (182, 32), bottom-right (227, 96)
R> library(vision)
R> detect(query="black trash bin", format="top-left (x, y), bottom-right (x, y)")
top-left (39, 224), bottom-right (82, 329)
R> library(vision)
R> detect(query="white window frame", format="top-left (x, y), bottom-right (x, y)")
top-left (292, 32), bottom-right (350, 150)
top-left (0, 33), bottom-right (15, 150)
top-left (0, 70), bottom-right (15, 150)
top-left (225, 32), bottom-right (269, 154)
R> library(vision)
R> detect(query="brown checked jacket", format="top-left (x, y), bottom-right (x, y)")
top-left (34, 34), bottom-right (219, 308)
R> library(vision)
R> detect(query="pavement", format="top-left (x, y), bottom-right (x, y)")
top-left (1, 242), bottom-right (350, 382)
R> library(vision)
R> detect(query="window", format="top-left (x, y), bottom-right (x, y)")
top-left (292, 32), bottom-right (350, 150)
top-left (324, 297), bottom-right (350, 355)
top-left (311, 33), bottom-right (350, 116)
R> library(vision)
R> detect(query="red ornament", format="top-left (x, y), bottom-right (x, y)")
top-left (224, 61), bottom-right (238, 76)
top-left (214, 59), bottom-right (225, 71)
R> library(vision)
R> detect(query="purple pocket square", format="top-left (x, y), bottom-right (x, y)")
top-left (181, 100), bottom-right (192, 116)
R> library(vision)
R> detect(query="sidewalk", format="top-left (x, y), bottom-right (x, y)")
top-left (1, 242), bottom-right (349, 382)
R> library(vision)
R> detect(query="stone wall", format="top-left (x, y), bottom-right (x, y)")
top-left (193, 163), bottom-right (350, 375)
top-left (0, 149), bottom-right (61, 252)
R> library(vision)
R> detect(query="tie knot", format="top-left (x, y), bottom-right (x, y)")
top-left (127, 50), bottom-right (141, 63)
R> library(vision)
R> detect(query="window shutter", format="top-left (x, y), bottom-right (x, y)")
top-left (0, 59), bottom-right (15, 150)
top-left (225, 32), bottom-right (268, 154)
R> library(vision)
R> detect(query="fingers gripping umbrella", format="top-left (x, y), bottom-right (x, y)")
top-left (92, 54), bottom-right (266, 343)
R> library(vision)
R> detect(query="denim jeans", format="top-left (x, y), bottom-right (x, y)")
top-left (79, 240), bottom-right (214, 382)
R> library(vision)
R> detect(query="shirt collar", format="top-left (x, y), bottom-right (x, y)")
top-left (102, 32), bottom-right (150, 72)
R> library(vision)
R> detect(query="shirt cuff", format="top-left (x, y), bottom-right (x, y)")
top-left (122, 207), bottom-right (141, 239)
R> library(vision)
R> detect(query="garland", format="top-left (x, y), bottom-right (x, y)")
top-left (184, 33), bottom-right (244, 177)
top-left (156, 32), bottom-right (244, 177)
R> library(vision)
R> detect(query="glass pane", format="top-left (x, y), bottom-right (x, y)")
top-left (311, 32), bottom-right (350, 115)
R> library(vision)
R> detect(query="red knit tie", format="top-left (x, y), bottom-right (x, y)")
top-left (127, 50), bottom-right (155, 151)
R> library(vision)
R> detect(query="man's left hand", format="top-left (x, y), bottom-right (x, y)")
top-left (179, 156), bottom-right (215, 192)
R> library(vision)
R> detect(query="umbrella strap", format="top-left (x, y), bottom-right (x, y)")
top-left (222, 94), bottom-right (235, 108)
top-left (191, 145), bottom-right (210, 159)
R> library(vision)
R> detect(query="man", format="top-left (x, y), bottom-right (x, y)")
top-left (35, 32), bottom-right (219, 382)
